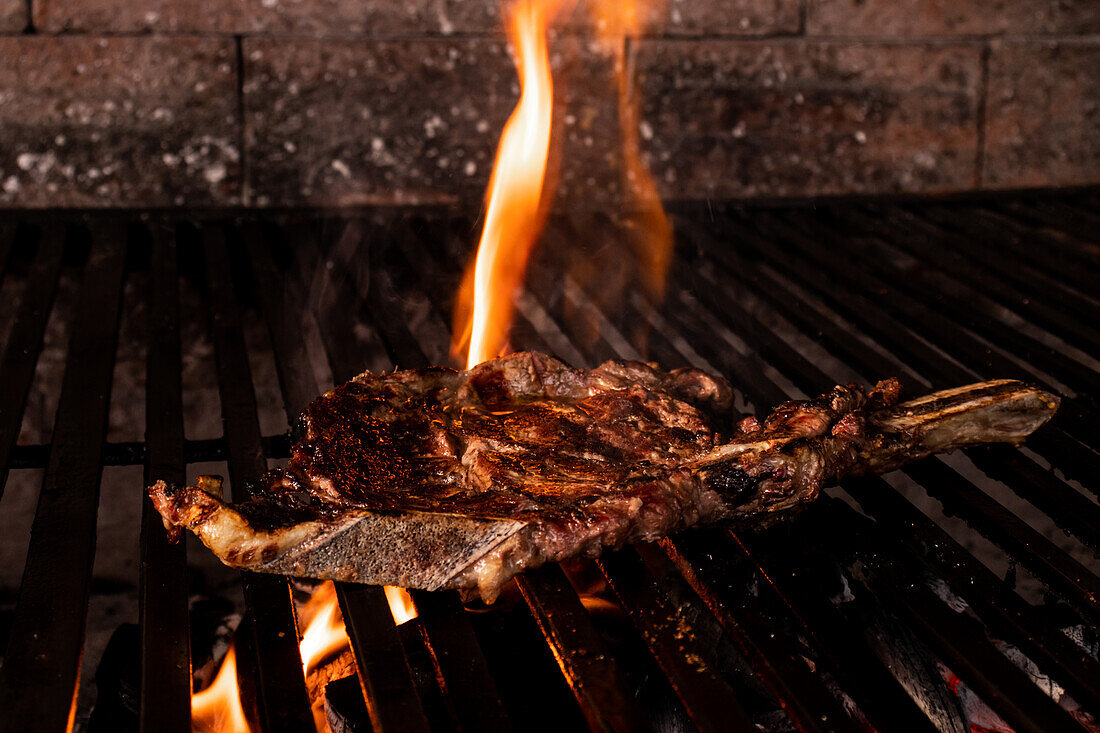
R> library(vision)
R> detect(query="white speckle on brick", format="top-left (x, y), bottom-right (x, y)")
top-left (424, 114), bottom-right (445, 139)
top-left (54, 134), bottom-right (67, 146)
top-left (16, 153), bottom-right (36, 171)
top-left (162, 153), bottom-right (180, 167)
top-left (145, 11), bottom-right (160, 24)
top-left (639, 120), bottom-right (653, 141)
top-left (2, 176), bottom-right (19, 194)
top-left (262, 0), bottom-right (278, 7)
top-left (854, 130), bottom-right (867, 144)
top-left (331, 159), bottom-right (351, 178)
top-left (371, 137), bottom-right (385, 153)
top-left (732, 121), bottom-right (747, 138)
top-left (464, 161), bottom-right (477, 176)
top-left (205, 162), bottom-right (227, 184)
top-left (194, 82), bottom-right (208, 93)
top-left (283, 140), bottom-right (297, 154)
top-left (476, 119), bottom-right (490, 134)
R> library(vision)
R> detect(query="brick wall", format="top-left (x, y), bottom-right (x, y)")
top-left (1, 0), bottom-right (1097, 208)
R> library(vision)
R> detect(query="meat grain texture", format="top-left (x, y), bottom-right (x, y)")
top-left (149, 352), bottom-right (1059, 601)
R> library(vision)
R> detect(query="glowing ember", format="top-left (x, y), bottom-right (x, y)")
top-left (191, 645), bottom-right (251, 733)
top-left (454, 0), bottom-right (566, 368)
top-left (384, 585), bottom-right (419, 625)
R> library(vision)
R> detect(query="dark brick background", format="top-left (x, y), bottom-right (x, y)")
top-left (636, 41), bottom-right (982, 198)
top-left (1, 0), bottom-right (24, 31)
top-left (985, 41), bottom-right (1100, 189)
top-left (243, 37), bottom-right (515, 207)
top-left (806, 0), bottom-right (1100, 37)
top-left (0, 0), bottom-right (1096, 207)
top-left (34, 0), bottom-right (245, 32)
top-left (433, 0), bottom-right (800, 35)
top-left (0, 36), bottom-right (240, 207)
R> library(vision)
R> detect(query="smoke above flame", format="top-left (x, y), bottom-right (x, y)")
top-left (453, 0), bottom-right (672, 369)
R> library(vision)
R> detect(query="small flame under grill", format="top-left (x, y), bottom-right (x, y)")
top-left (0, 190), bottom-right (1097, 733)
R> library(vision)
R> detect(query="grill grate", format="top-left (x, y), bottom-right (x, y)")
top-left (0, 190), bottom-right (1097, 732)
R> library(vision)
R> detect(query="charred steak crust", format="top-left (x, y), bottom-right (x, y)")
top-left (147, 352), bottom-right (1058, 601)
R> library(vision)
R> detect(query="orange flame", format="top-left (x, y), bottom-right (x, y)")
top-left (454, 0), bottom-right (671, 368)
top-left (454, 0), bottom-right (566, 368)
top-left (299, 582), bottom-right (350, 675)
top-left (384, 585), bottom-right (419, 625)
top-left (192, 645), bottom-right (251, 733)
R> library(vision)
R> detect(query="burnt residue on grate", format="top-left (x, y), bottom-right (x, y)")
top-left (0, 190), bottom-right (1097, 732)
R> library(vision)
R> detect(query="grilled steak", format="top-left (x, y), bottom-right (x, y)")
top-left (148, 352), bottom-right (1059, 601)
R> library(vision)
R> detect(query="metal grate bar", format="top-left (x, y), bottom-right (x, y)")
top-left (708, 207), bottom-right (1100, 490)
top-left (409, 590), bottom-right (515, 733)
top-left (0, 223), bottom-right (127, 732)
top-left (734, 526), bottom-right (943, 733)
top-left (831, 495), bottom-right (1089, 733)
top-left (139, 222), bottom-right (191, 732)
top-left (906, 459), bottom-right (1100, 625)
top-left (598, 238), bottom-right (956, 732)
top-left (761, 210), bottom-right (1100, 403)
top-left (999, 199), bottom-right (1100, 245)
top-left (0, 224), bottom-right (65, 496)
top-left (674, 209), bottom-right (1100, 710)
top-left (662, 531), bottom-right (862, 733)
top-left (373, 218), bottom-right (653, 733)
top-left (0, 221), bottom-right (15, 280)
top-left (673, 330), bottom-right (1086, 730)
top-left (595, 547), bottom-right (755, 732)
top-left (486, 213), bottom-right (864, 732)
top-left (200, 224), bottom-right (314, 732)
top-left (686, 215), bottom-right (1100, 559)
top-left (240, 220), bottom-right (435, 733)
top-left (514, 565), bottom-right (654, 733)
top-left (919, 204), bottom-right (1097, 302)
top-left (7, 434), bottom-right (290, 471)
top-left (840, 205), bottom-right (1100, 357)
top-left (843, 474), bottom-right (1100, 715)
top-left (722, 208), bottom-right (1099, 468)
top-left (976, 201), bottom-right (1100, 264)
top-left (659, 218), bottom-right (1100, 731)
top-left (313, 217), bottom-right (519, 729)
top-left (336, 586), bottom-right (433, 733)
top-left (689, 218), bottom-right (1100, 618)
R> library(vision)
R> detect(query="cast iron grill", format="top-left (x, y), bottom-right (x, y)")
top-left (0, 190), bottom-right (1097, 732)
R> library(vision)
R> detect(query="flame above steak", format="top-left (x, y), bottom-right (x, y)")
top-left (454, 0), bottom-right (673, 368)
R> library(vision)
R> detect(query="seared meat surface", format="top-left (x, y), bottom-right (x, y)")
top-left (149, 352), bottom-right (1059, 601)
